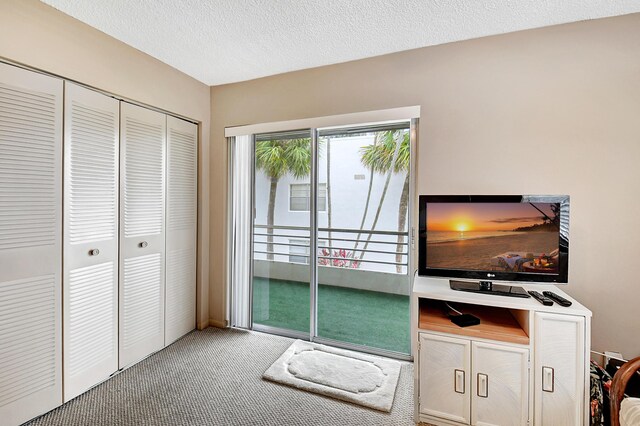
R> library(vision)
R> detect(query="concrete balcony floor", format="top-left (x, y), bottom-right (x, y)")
top-left (252, 276), bottom-right (410, 354)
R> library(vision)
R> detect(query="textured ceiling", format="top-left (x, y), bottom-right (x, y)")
top-left (41, 0), bottom-right (640, 86)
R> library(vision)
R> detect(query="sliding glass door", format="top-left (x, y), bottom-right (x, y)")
top-left (315, 126), bottom-right (411, 354)
top-left (249, 121), bottom-right (413, 356)
top-left (252, 130), bottom-right (312, 336)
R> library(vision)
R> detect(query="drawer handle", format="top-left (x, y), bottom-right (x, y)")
top-left (477, 373), bottom-right (488, 398)
top-left (542, 366), bottom-right (555, 392)
top-left (454, 369), bottom-right (465, 394)
top-left (88, 249), bottom-right (100, 256)
top-left (139, 241), bottom-right (148, 248)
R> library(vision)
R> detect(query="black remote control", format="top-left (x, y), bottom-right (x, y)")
top-left (543, 291), bottom-right (572, 307)
top-left (528, 291), bottom-right (554, 306)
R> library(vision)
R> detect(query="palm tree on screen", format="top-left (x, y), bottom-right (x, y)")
top-left (255, 138), bottom-right (311, 260)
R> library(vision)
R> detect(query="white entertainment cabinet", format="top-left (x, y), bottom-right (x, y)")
top-left (412, 275), bottom-right (591, 426)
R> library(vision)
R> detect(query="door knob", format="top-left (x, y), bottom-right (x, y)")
top-left (88, 249), bottom-right (100, 256)
top-left (139, 241), bottom-right (148, 248)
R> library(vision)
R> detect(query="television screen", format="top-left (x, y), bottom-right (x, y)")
top-left (418, 195), bottom-right (569, 283)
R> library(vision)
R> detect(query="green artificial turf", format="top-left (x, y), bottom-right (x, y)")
top-left (252, 276), bottom-right (410, 354)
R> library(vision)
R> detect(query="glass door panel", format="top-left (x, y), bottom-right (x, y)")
top-left (316, 126), bottom-right (411, 354)
top-left (252, 130), bottom-right (312, 334)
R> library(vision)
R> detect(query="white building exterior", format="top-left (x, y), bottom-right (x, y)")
top-left (253, 134), bottom-right (409, 291)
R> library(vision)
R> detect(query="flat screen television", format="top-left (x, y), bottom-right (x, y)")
top-left (418, 195), bottom-right (569, 297)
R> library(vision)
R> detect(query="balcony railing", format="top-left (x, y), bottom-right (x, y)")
top-left (253, 224), bottom-right (409, 274)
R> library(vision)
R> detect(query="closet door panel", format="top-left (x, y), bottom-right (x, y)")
top-left (165, 116), bottom-right (197, 344)
top-left (119, 102), bottom-right (166, 368)
top-left (0, 62), bottom-right (63, 426)
top-left (63, 83), bottom-right (119, 401)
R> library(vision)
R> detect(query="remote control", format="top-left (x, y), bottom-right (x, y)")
top-left (543, 291), bottom-right (572, 307)
top-left (528, 291), bottom-right (554, 306)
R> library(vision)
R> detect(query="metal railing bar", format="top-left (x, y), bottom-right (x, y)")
top-left (253, 232), bottom-right (311, 239)
top-left (254, 250), bottom-right (307, 257)
top-left (254, 224), bottom-right (310, 231)
top-left (252, 241), bottom-right (311, 248)
top-left (253, 244), bottom-right (407, 256)
top-left (318, 245), bottom-right (408, 256)
top-left (317, 235), bottom-right (407, 244)
top-left (319, 227), bottom-right (408, 236)
top-left (254, 234), bottom-right (408, 246)
top-left (254, 224), bottom-right (408, 237)
top-left (319, 256), bottom-right (407, 266)
top-left (253, 250), bottom-right (408, 266)
top-left (315, 236), bottom-right (407, 246)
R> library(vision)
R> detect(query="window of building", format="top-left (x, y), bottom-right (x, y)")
top-left (288, 239), bottom-right (309, 264)
top-left (288, 239), bottom-right (327, 264)
top-left (289, 183), bottom-right (326, 211)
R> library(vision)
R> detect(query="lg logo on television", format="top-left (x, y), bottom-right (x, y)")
top-left (487, 273), bottom-right (495, 278)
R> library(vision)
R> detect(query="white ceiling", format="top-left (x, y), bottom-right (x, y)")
top-left (41, 0), bottom-right (640, 86)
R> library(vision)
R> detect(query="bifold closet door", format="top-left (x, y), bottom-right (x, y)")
top-left (165, 116), bottom-right (197, 344)
top-left (119, 102), bottom-right (166, 368)
top-left (63, 83), bottom-right (119, 401)
top-left (0, 63), bottom-right (63, 426)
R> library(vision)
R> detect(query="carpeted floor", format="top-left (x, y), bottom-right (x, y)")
top-left (28, 327), bottom-right (416, 426)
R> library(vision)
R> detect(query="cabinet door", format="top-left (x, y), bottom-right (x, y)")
top-left (534, 312), bottom-right (585, 426)
top-left (63, 83), bottom-right (119, 400)
top-left (165, 116), bottom-right (197, 344)
top-left (471, 341), bottom-right (529, 426)
top-left (0, 62), bottom-right (63, 426)
top-left (119, 103), bottom-right (166, 368)
top-left (419, 333), bottom-right (471, 424)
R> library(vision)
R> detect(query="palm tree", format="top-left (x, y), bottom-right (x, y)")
top-left (255, 138), bottom-right (311, 260)
top-left (352, 134), bottom-right (378, 257)
top-left (358, 130), bottom-right (410, 272)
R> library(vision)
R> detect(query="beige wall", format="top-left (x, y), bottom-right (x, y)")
top-left (211, 13), bottom-right (640, 358)
top-left (0, 0), bottom-right (211, 328)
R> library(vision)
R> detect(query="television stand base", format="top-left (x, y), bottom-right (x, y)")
top-left (450, 280), bottom-right (530, 298)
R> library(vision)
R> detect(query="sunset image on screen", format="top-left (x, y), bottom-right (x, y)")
top-left (425, 203), bottom-right (560, 274)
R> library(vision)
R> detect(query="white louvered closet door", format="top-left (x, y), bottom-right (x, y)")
top-left (165, 116), bottom-right (197, 344)
top-left (119, 102), bottom-right (166, 368)
top-left (63, 83), bottom-right (119, 401)
top-left (0, 63), bottom-right (63, 426)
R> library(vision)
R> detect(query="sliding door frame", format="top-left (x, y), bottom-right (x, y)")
top-left (250, 129), bottom-right (314, 341)
top-left (309, 129), bottom-right (319, 338)
top-left (310, 121), bottom-right (415, 361)
top-left (242, 118), bottom-right (418, 360)
top-left (248, 134), bottom-right (256, 329)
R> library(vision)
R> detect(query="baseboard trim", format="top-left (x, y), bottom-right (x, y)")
top-left (197, 319), bottom-right (209, 330)
top-left (209, 319), bottom-right (227, 328)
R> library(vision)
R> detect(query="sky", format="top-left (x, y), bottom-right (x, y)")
top-left (426, 203), bottom-right (555, 232)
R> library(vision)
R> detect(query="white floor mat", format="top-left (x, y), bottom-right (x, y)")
top-left (263, 340), bottom-right (402, 412)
